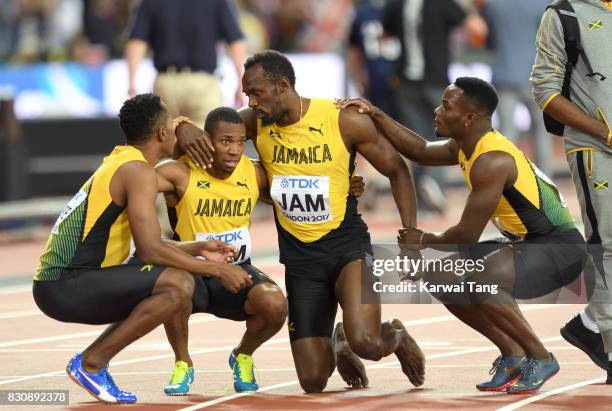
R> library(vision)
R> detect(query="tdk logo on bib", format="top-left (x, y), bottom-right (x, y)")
top-left (271, 175), bottom-right (332, 223)
top-left (280, 178), bottom-right (320, 189)
top-left (197, 227), bottom-right (251, 264)
top-left (205, 231), bottom-right (244, 242)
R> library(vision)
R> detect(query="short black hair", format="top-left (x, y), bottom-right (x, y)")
top-left (244, 50), bottom-right (296, 88)
top-left (453, 77), bottom-right (498, 115)
top-left (118, 93), bottom-right (166, 144)
top-left (204, 107), bottom-right (244, 135)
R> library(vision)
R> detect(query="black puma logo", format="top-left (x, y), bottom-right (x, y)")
top-left (308, 123), bottom-right (324, 136)
top-left (270, 129), bottom-right (282, 139)
top-left (237, 181), bottom-right (249, 190)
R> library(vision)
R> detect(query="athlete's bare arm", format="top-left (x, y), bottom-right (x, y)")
top-left (155, 160), bottom-right (191, 207)
top-left (544, 95), bottom-right (610, 144)
top-left (113, 160), bottom-right (252, 292)
top-left (402, 152), bottom-right (516, 246)
top-left (252, 160), bottom-right (273, 205)
top-left (175, 109), bottom-right (258, 168)
top-left (337, 98), bottom-right (459, 166)
top-left (174, 123), bottom-right (215, 168)
top-left (239, 107), bottom-right (258, 142)
top-left (339, 107), bottom-right (417, 227)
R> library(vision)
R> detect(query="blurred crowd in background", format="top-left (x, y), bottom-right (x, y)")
top-left (0, 0), bottom-right (484, 63)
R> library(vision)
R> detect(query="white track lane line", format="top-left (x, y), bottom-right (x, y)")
top-left (0, 314), bottom-right (217, 348)
top-left (0, 309), bottom-right (42, 319)
top-left (0, 285), bottom-right (32, 295)
top-left (0, 362), bottom-right (595, 379)
top-left (496, 377), bottom-right (606, 411)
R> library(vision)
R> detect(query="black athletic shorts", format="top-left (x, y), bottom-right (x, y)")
top-left (33, 262), bottom-right (166, 325)
top-left (285, 241), bottom-right (374, 342)
top-left (463, 228), bottom-right (587, 300)
top-left (192, 261), bottom-right (276, 321)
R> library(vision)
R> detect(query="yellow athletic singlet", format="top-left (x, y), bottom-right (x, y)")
top-left (458, 130), bottom-right (574, 241)
top-left (35, 146), bottom-right (146, 281)
top-left (170, 155), bottom-right (258, 264)
top-left (256, 98), bottom-right (353, 243)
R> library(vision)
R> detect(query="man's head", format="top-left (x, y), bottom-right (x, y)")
top-left (118, 93), bottom-right (175, 156)
top-left (242, 50), bottom-right (296, 125)
top-left (204, 107), bottom-right (246, 176)
top-left (434, 77), bottom-right (498, 139)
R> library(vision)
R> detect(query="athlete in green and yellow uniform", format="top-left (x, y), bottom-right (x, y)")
top-left (33, 94), bottom-right (250, 404)
top-left (156, 107), bottom-right (287, 394)
top-left (338, 77), bottom-right (587, 394)
top-left (457, 129), bottom-right (575, 242)
top-left (175, 50), bottom-right (426, 392)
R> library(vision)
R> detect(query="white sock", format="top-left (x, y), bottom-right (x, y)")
top-left (580, 311), bottom-right (600, 333)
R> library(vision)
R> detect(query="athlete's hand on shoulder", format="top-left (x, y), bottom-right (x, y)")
top-left (349, 174), bottom-right (365, 197)
top-left (175, 120), bottom-right (215, 168)
top-left (199, 240), bottom-right (237, 263)
top-left (335, 98), bottom-right (375, 116)
top-left (218, 264), bottom-right (253, 294)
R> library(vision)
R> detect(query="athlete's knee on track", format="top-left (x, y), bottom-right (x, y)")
top-left (297, 371), bottom-right (329, 393)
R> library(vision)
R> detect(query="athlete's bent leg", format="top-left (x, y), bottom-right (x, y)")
top-left (235, 282), bottom-right (287, 355)
top-left (291, 337), bottom-right (335, 393)
top-left (469, 248), bottom-right (550, 360)
top-left (335, 260), bottom-right (425, 386)
top-left (162, 297), bottom-right (194, 396)
top-left (81, 267), bottom-right (195, 372)
top-left (444, 304), bottom-right (524, 357)
top-left (164, 304), bottom-right (193, 367)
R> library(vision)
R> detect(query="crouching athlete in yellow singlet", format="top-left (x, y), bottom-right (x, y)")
top-left (33, 94), bottom-right (250, 404)
top-left (338, 77), bottom-right (588, 394)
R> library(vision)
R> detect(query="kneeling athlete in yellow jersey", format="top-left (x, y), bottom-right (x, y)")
top-left (175, 50), bottom-right (426, 392)
top-left (338, 77), bottom-right (588, 394)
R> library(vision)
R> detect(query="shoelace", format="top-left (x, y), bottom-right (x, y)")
top-left (104, 369), bottom-right (120, 392)
top-left (520, 358), bottom-right (538, 378)
top-left (489, 356), bottom-right (505, 376)
top-left (105, 368), bottom-right (133, 396)
top-left (235, 355), bottom-right (254, 383)
top-left (170, 365), bottom-right (189, 385)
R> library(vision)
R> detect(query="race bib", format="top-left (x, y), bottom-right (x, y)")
top-left (196, 226), bottom-right (251, 264)
top-left (270, 175), bottom-right (332, 224)
top-left (52, 189), bottom-right (87, 235)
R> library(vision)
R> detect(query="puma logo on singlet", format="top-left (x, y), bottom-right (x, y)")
top-left (270, 129), bottom-right (282, 139)
top-left (236, 181), bottom-right (249, 190)
top-left (308, 123), bottom-right (324, 136)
